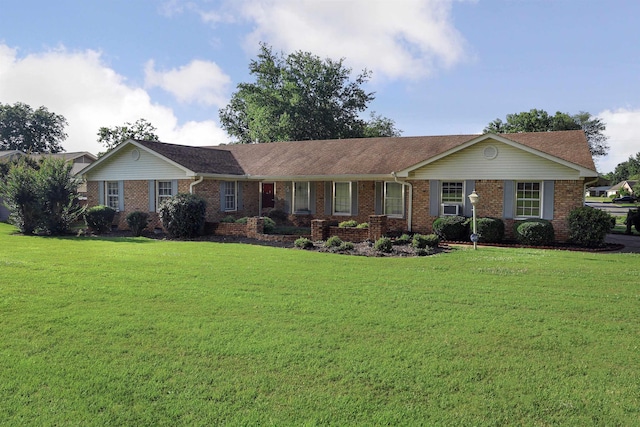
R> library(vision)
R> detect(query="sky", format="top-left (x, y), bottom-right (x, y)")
top-left (0, 0), bottom-right (639, 174)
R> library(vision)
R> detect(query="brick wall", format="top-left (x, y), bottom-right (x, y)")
top-left (311, 215), bottom-right (388, 242)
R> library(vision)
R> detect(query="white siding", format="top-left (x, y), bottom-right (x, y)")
top-left (85, 145), bottom-right (188, 181)
top-left (409, 140), bottom-right (581, 180)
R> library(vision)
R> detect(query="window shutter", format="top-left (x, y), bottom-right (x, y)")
top-left (309, 182), bottom-right (317, 214)
top-left (429, 180), bottom-right (440, 216)
top-left (171, 180), bottom-right (178, 196)
top-left (148, 180), bottom-right (155, 212)
top-left (542, 180), bottom-right (555, 220)
top-left (98, 181), bottom-right (105, 205)
top-left (463, 180), bottom-right (475, 217)
top-left (503, 180), bottom-right (515, 219)
top-left (324, 182), bottom-right (332, 215)
top-left (118, 181), bottom-right (125, 212)
top-left (284, 182), bottom-right (292, 214)
top-left (374, 182), bottom-right (383, 215)
top-left (219, 181), bottom-right (226, 212)
top-left (351, 182), bottom-right (359, 215)
top-left (237, 181), bottom-right (243, 211)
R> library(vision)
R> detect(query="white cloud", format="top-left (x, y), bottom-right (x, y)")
top-left (144, 59), bottom-right (231, 107)
top-left (596, 108), bottom-right (640, 174)
top-left (198, 0), bottom-right (468, 80)
top-left (0, 44), bottom-right (230, 155)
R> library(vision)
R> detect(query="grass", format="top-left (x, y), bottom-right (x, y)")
top-left (0, 222), bottom-right (639, 425)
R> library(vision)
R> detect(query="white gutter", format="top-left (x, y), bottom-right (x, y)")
top-left (391, 171), bottom-right (413, 232)
top-left (189, 176), bottom-right (204, 194)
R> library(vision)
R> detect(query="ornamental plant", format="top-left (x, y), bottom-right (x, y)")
top-left (567, 206), bottom-right (614, 247)
top-left (432, 216), bottom-right (469, 241)
top-left (84, 205), bottom-right (116, 234)
top-left (513, 219), bottom-right (554, 246)
top-left (126, 211), bottom-right (150, 237)
top-left (158, 193), bottom-right (207, 238)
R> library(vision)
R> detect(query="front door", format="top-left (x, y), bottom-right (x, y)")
top-left (262, 183), bottom-right (275, 210)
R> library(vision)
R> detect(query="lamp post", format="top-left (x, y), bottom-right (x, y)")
top-left (468, 190), bottom-right (479, 250)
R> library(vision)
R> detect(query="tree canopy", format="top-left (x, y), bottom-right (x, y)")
top-left (97, 118), bottom-right (159, 155)
top-left (606, 152), bottom-right (640, 184)
top-left (219, 43), bottom-right (400, 144)
top-left (484, 109), bottom-right (609, 157)
top-left (0, 102), bottom-right (68, 153)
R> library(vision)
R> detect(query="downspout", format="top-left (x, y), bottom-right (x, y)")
top-left (583, 176), bottom-right (600, 203)
top-left (189, 176), bottom-right (204, 194)
top-left (391, 171), bottom-right (413, 232)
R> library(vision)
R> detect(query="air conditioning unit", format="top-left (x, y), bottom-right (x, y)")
top-left (441, 204), bottom-right (460, 216)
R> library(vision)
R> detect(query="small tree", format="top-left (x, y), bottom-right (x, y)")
top-left (38, 157), bottom-right (83, 234)
top-left (158, 194), bottom-right (207, 238)
top-left (0, 158), bottom-right (42, 234)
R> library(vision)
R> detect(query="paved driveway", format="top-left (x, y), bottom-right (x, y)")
top-left (586, 201), bottom-right (637, 217)
top-left (605, 233), bottom-right (640, 253)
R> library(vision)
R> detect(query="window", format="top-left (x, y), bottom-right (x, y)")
top-left (223, 181), bottom-right (237, 211)
top-left (293, 181), bottom-right (310, 213)
top-left (516, 182), bottom-right (541, 217)
top-left (106, 181), bottom-right (119, 211)
top-left (157, 181), bottom-right (173, 208)
top-left (441, 181), bottom-right (464, 215)
top-left (333, 182), bottom-right (351, 215)
top-left (384, 182), bottom-right (404, 217)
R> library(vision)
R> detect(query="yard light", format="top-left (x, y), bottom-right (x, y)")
top-left (468, 190), bottom-right (479, 250)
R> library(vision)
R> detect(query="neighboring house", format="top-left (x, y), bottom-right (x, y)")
top-left (586, 186), bottom-right (610, 197)
top-left (0, 151), bottom-right (96, 221)
top-left (80, 130), bottom-right (598, 242)
top-left (607, 180), bottom-right (637, 197)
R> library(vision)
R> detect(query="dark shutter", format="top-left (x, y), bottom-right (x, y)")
top-left (374, 182), bottom-right (383, 215)
top-left (324, 182), bottom-right (332, 215)
top-left (237, 181), bottom-right (243, 211)
top-left (542, 181), bottom-right (554, 220)
top-left (351, 182), bottom-right (358, 216)
top-left (309, 182), bottom-right (317, 214)
top-left (98, 181), bottom-right (105, 205)
top-left (429, 180), bottom-right (440, 216)
top-left (118, 181), bottom-right (124, 212)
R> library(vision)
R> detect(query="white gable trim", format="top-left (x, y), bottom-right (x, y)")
top-left (394, 133), bottom-right (598, 178)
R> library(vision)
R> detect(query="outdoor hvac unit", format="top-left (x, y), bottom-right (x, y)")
top-left (441, 204), bottom-right (460, 216)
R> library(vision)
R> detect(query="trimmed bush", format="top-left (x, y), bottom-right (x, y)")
top-left (413, 233), bottom-right (440, 249)
top-left (325, 236), bottom-right (343, 248)
top-left (338, 220), bottom-right (358, 228)
top-left (475, 217), bottom-right (505, 243)
top-left (294, 237), bottom-right (314, 249)
top-left (84, 205), bottom-right (116, 234)
top-left (394, 233), bottom-right (412, 245)
top-left (158, 193), bottom-right (207, 239)
top-left (567, 206), bottom-right (614, 247)
top-left (356, 222), bottom-right (369, 229)
top-left (514, 219), bottom-right (554, 246)
top-left (374, 237), bottom-right (393, 253)
top-left (432, 216), bottom-right (469, 241)
top-left (415, 247), bottom-right (434, 257)
top-left (220, 215), bottom-right (236, 223)
top-left (126, 211), bottom-right (150, 237)
top-left (262, 217), bottom-right (276, 233)
top-left (338, 241), bottom-right (355, 251)
top-left (267, 209), bottom-right (288, 224)
top-left (235, 217), bottom-right (248, 224)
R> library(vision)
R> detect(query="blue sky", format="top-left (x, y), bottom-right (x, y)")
top-left (1, 0), bottom-right (638, 174)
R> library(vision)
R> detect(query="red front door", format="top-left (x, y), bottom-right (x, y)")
top-left (262, 183), bottom-right (275, 209)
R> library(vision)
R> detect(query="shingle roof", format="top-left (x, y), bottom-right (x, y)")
top-left (131, 130), bottom-right (596, 177)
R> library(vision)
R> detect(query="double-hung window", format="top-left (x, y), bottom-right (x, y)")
top-left (293, 181), bottom-right (310, 213)
top-left (333, 182), bottom-right (352, 215)
top-left (157, 181), bottom-right (173, 208)
top-left (106, 181), bottom-right (119, 211)
top-left (223, 181), bottom-right (237, 212)
top-left (441, 181), bottom-right (464, 215)
top-left (516, 182), bottom-right (541, 218)
top-left (384, 182), bottom-right (404, 217)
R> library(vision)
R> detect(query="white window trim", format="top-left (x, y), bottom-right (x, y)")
top-left (106, 181), bottom-right (119, 212)
top-left (292, 181), bottom-right (311, 214)
top-left (440, 181), bottom-right (465, 216)
top-left (514, 181), bottom-right (543, 219)
top-left (333, 181), bottom-right (352, 216)
top-left (384, 181), bottom-right (404, 218)
top-left (156, 180), bottom-right (173, 210)
top-left (223, 181), bottom-right (238, 212)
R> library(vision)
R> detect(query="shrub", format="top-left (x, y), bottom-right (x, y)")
top-left (415, 247), bottom-right (434, 257)
top-left (567, 206), bottom-right (614, 247)
top-left (158, 193), bottom-right (207, 238)
top-left (475, 217), bottom-right (505, 243)
top-left (235, 217), bottom-right (248, 224)
top-left (432, 216), bottom-right (469, 241)
top-left (267, 208), bottom-right (288, 224)
top-left (338, 241), bottom-right (355, 251)
top-left (325, 236), bottom-right (343, 248)
top-left (262, 217), bottom-right (276, 233)
top-left (294, 237), bottom-right (314, 249)
top-left (374, 237), bottom-right (393, 253)
top-left (338, 220), bottom-right (358, 228)
top-left (220, 215), bottom-right (236, 223)
top-left (356, 222), bottom-right (369, 229)
top-left (126, 211), bottom-right (150, 237)
top-left (514, 219), bottom-right (555, 246)
top-left (413, 233), bottom-right (440, 249)
top-left (394, 233), bottom-right (412, 245)
top-left (84, 205), bottom-right (116, 234)
top-left (0, 159), bottom-right (42, 234)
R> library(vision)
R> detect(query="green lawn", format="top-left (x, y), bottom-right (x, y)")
top-left (1, 222), bottom-right (638, 426)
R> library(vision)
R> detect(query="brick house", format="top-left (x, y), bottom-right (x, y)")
top-left (80, 130), bottom-right (599, 242)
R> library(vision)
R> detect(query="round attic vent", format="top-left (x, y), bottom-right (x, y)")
top-left (131, 149), bottom-right (140, 161)
top-left (483, 145), bottom-right (498, 160)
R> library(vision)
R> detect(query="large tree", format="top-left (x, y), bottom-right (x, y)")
top-left (484, 109), bottom-right (609, 157)
top-left (608, 152), bottom-right (640, 183)
top-left (0, 102), bottom-right (68, 153)
top-left (219, 43), bottom-right (400, 143)
top-left (97, 118), bottom-right (159, 155)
